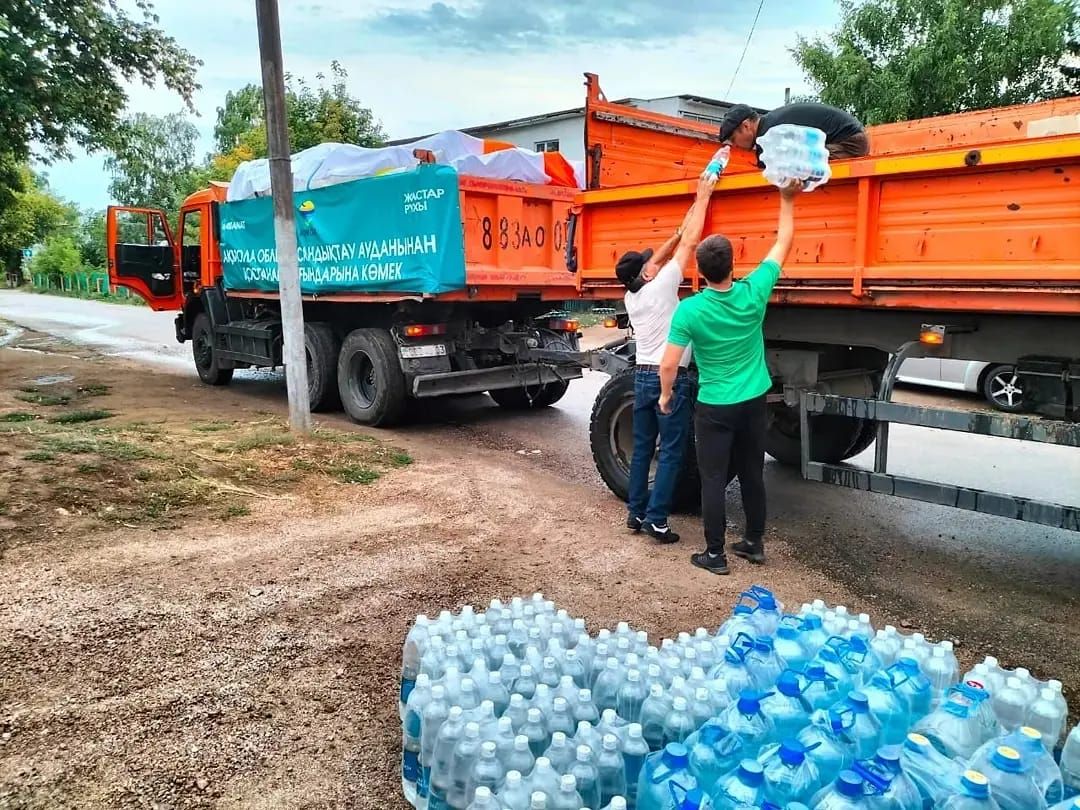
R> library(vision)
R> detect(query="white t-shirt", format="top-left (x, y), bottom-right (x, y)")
top-left (624, 258), bottom-right (692, 367)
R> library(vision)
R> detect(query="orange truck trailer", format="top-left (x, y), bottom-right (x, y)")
top-left (106, 75), bottom-right (1080, 530)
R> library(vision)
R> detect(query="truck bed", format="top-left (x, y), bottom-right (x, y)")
top-left (574, 76), bottom-right (1080, 315)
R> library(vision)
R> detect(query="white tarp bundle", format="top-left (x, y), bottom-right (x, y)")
top-left (226, 130), bottom-right (579, 202)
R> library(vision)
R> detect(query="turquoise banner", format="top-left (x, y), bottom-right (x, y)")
top-left (219, 164), bottom-right (466, 295)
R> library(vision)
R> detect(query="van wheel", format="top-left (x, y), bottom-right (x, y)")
top-left (337, 328), bottom-right (406, 427)
top-left (305, 322), bottom-right (341, 412)
top-left (191, 313), bottom-right (233, 386)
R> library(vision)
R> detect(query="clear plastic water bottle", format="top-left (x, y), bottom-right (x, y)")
top-left (796, 708), bottom-right (858, 792)
top-left (980, 745), bottom-right (1048, 810)
top-left (550, 774), bottom-right (583, 810)
top-left (743, 586), bottom-right (784, 636)
top-left (404, 674), bottom-right (434, 804)
top-left (843, 637), bottom-right (883, 689)
top-left (710, 759), bottom-right (766, 809)
top-left (748, 637), bottom-right (785, 689)
top-left (702, 145), bottom-right (732, 182)
top-left (617, 669), bottom-right (649, 725)
top-left (940, 769), bottom-right (1002, 809)
top-left (810, 770), bottom-right (868, 809)
top-left (403, 616), bottom-right (432, 719)
top-left (594, 658), bottom-right (624, 714)
top-left (548, 697), bottom-right (576, 740)
top-left (815, 641), bottom-right (857, 699)
top-left (420, 686), bottom-right (452, 806)
top-left (467, 741), bottom-right (506, 803)
top-left (575, 720), bottom-right (603, 760)
top-left (1027, 688), bottom-right (1067, 748)
top-left (429, 706), bottom-right (467, 810)
top-left (993, 678), bottom-right (1029, 732)
top-left (622, 723), bottom-right (651, 805)
top-left (686, 721), bottom-right (746, 795)
top-left (505, 694), bottom-right (529, 733)
top-left (800, 614), bottom-right (830, 658)
top-left (970, 727), bottom-right (1062, 806)
top-left (563, 650), bottom-right (588, 690)
top-left (570, 744), bottom-right (601, 809)
top-left (690, 688), bottom-right (714, 731)
top-left (901, 732), bottom-right (963, 807)
top-left (871, 627), bottom-right (903, 670)
top-left (528, 757), bottom-right (562, 800)
top-left (450, 722), bottom-right (484, 809)
top-left (522, 708), bottom-right (551, 759)
top-left (915, 682), bottom-right (996, 760)
top-left (774, 617), bottom-right (812, 673)
top-left (760, 740), bottom-right (819, 806)
top-left (544, 731), bottom-right (576, 775)
top-left (892, 659), bottom-right (934, 722)
top-left (709, 635), bottom-right (756, 700)
top-left (466, 785), bottom-right (500, 810)
top-left (857, 744), bottom-right (922, 810)
top-left (573, 688), bottom-right (601, 727)
top-left (925, 647), bottom-right (960, 708)
top-left (664, 697), bottom-right (697, 747)
top-left (717, 690), bottom-right (775, 758)
top-left (506, 735), bottom-right (536, 779)
top-left (836, 692), bottom-right (883, 760)
top-left (597, 733), bottom-right (628, 807)
top-left (1061, 722), bottom-right (1080, 797)
top-left (532, 684), bottom-right (555, 724)
top-left (719, 607), bottom-right (758, 641)
top-left (805, 664), bottom-right (844, 712)
top-left (861, 670), bottom-right (911, 747)
top-left (553, 675), bottom-right (577, 711)
top-left (637, 743), bottom-right (698, 810)
top-left (483, 671), bottom-right (511, 718)
top-left (498, 770), bottom-right (532, 810)
top-left (761, 671), bottom-right (814, 742)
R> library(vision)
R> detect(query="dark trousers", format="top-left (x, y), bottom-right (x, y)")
top-left (828, 132), bottom-right (870, 159)
top-left (628, 369), bottom-right (692, 526)
top-left (694, 394), bottom-right (768, 556)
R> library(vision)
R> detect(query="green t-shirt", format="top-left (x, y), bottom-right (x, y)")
top-left (668, 259), bottom-right (780, 405)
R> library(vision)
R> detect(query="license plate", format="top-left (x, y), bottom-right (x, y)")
top-left (400, 344), bottom-right (447, 359)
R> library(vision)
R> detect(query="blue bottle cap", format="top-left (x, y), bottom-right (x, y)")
top-left (836, 770), bottom-right (864, 797)
top-left (776, 671), bottom-right (803, 698)
top-left (876, 744), bottom-right (903, 770)
top-left (663, 742), bottom-right (690, 769)
top-left (677, 787), bottom-right (708, 810)
top-left (897, 657), bottom-right (920, 673)
top-left (737, 690), bottom-right (764, 714)
top-left (847, 691), bottom-right (870, 713)
top-left (991, 746), bottom-right (1025, 774)
top-left (801, 614), bottom-right (823, 630)
top-left (755, 637), bottom-right (775, 653)
top-left (778, 740), bottom-right (806, 766)
top-left (961, 770), bottom-right (990, 798)
top-left (737, 758), bottom-right (764, 787)
top-left (806, 663), bottom-right (828, 680)
top-left (733, 605), bottom-right (754, 617)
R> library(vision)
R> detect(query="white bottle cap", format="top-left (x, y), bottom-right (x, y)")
top-left (481, 741), bottom-right (496, 757)
top-left (475, 786), bottom-right (492, 800)
top-left (627, 669), bottom-right (641, 682)
top-left (527, 708), bottom-right (542, 722)
top-left (530, 791), bottom-right (547, 809)
top-left (431, 685), bottom-right (446, 699)
top-left (1049, 679), bottom-right (1063, 693)
top-left (552, 731), bottom-right (566, 745)
top-left (506, 770), bottom-right (522, 786)
top-left (859, 613), bottom-right (871, 623)
top-left (561, 774), bottom-right (577, 790)
top-left (554, 697), bottom-right (568, 711)
top-left (576, 745), bottom-right (592, 760)
top-left (602, 709), bottom-right (618, 722)
top-left (515, 735), bottom-right (529, 749)
top-left (628, 723), bottom-right (643, 738)
top-left (465, 722), bottom-right (480, 736)
top-left (813, 599), bottom-right (827, 609)
top-left (448, 706), bottom-right (463, 719)
top-left (603, 734), bottom-right (619, 750)
top-left (941, 640), bottom-right (954, 652)
top-left (536, 757), bottom-right (552, 769)
top-left (488, 671), bottom-right (502, 684)
top-left (913, 633), bottom-right (925, 643)
top-left (885, 625), bottom-right (897, 634)
top-left (1016, 667), bottom-right (1031, 680)
top-left (836, 606), bottom-right (849, 617)
top-left (985, 656), bottom-right (999, 667)
top-left (610, 799), bottom-right (628, 810)
top-left (673, 697), bottom-right (689, 711)
top-left (498, 716), bottom-right (513, 732)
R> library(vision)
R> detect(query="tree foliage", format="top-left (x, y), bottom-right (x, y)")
top-left (206, 62), bottom-right (386, 181)
top-left (0, 167), bottom-right (78, 278)
top-left (77, 211), bottom-right (108, 272)
top-left (793, 0), bottom-right (1080, 124)
top-left (30, 235), bottom-right (82, 282)
top-left (0, 0), bottom-right (200, 164)
top-left (104, 112), bottom-right (204, 213)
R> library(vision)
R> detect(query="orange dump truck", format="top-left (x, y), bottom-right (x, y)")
top-left (107, 75), bottom-right (1080, 529)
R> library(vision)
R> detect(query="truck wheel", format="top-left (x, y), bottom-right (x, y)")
top-left (305, 322), bottom-right (341, 412)
top-left (489, 331), bottom-right (572, 410)
top-left (191, 312), bottom-right (233, 386)
top-left (765, 372), bottom-right (877, 465)
top-left (589, 368), bottom-right (714, 514)
top-left (337, 328), bottom-right (407, 427)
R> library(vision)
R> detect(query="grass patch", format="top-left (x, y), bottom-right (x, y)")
top-left (77, 462), bottom-right (105, 474)
top-left (0, 412), bottom-right (38, 423)
top-left (217, 503), bottom-right (251, 521)
top-left (193, 421), bottom-right (233, 433)
top-left (330, 464), bottom-right (381, 485)
top-left (389, 451), bottom-right (413, 467)
top-left (232, 429), bottom-right (295, 452)
top-left (48, 409), bottom-right (113, 425)
top-left (41, 435), bottom-right (152, 461)
top-left (16, 391), bottom-right (71, 406)
top-left (77, 384), bottom-right (110, 397)
top-left (24, 451), bottom-right (57, 462)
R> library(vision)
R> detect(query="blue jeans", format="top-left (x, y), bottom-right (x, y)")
top-left (628, 369), bottom-right (692, 526)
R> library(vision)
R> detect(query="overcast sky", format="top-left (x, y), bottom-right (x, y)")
top-left (47, 0), bottom-right (837, 208)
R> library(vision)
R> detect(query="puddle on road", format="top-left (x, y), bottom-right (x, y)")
top-left (31, 373), bottom-right (76, 386)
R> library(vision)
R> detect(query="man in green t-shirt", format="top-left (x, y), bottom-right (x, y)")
top-left (657, 179), bottom-right (802, 575)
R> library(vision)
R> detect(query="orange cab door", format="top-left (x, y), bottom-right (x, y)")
top-left (106, 206), bottom-right (183, 311)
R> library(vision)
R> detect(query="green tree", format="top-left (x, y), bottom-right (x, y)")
top-left (206, 62), bottom-right (385, 181)
top-left (0, 0), bottom-right (200, 164)
top-left (793, 0), bottom-right (1080, 125)
top-left (77, 211), bottom-right (108, 272)
top-left (0, 167), bottom-right (78, 281)
top-left (104, 112), bottom-right (204, 212)
top-left (30, 235), bottom-right (82, 284)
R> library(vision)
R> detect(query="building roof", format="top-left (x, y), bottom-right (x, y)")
top-left (385, 94), bottom-right (766, 146)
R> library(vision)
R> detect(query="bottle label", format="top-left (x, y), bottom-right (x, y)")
top-left (400, 676), bottom-right (416, 705)
top-left (418, 765), bottom-right (431, 798)
top-left (402, 749), bottom-right (421, 783)
top-left (427, 786), bottom-right (451, 810)
top-left (406, 710), bottom-right (423, 739)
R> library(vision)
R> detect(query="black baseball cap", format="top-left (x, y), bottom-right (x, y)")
top-left (719, 104), bottom-right (758, 141)
top-left (615, 248), bottom-right (654, 289)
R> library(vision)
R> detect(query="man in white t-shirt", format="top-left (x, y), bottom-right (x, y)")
top-left (615, 175), bottom-right (717, 543)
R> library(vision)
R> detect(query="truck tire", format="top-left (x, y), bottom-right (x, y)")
top-left (305, 322), bottom-right (341, 412)
top-left (489, 331), bottom-right (572, 410)
top-left (191, 312), bottom-right (233, 386)
top-left (337, 328), bottom-right (407, 427)
top-left (765, 372), bottom-right (878, 465)
top-left (589, 368), bottom-right (713, 514)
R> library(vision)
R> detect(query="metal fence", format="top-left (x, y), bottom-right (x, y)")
top-left (30, 272), bottom-right (136, 300)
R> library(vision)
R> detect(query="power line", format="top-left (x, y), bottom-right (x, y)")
top-left (724, 0), bottom-right (767, 100)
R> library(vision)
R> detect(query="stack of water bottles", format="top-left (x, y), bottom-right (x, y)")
top-left (756, 125), bottom-right (832, 192)
top-left (399, 589), bottom-right (1079, 810)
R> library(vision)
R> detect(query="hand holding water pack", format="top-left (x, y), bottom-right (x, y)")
top-left (757, 124), bottom-right (831, 192)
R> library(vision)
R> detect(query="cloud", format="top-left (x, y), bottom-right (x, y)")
top-left (366, 0), bottom-right (824, 52)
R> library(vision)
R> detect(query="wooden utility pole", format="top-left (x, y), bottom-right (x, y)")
top-left (784, 87), bottom-right (792, 105)
top-left (255, 0), bottom-right (311, 432)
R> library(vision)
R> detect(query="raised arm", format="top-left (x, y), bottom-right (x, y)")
top-left (672, 175), bottom-right (719, 270)
top-left (643, 182), bottom-right (714, 279)
top-left (762, 179), bottom-right (802, 268)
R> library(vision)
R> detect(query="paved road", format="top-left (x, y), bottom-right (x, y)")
top-left (3, 289), bottom-right (1079, 587)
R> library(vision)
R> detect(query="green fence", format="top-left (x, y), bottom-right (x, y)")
top-left (30, 271), bottom-right (138, 301)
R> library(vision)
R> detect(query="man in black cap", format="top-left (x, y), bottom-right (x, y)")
top-left (616, 174), bottom-right (717, 544)
top-left (719, 101), bottom-right (869, 165)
